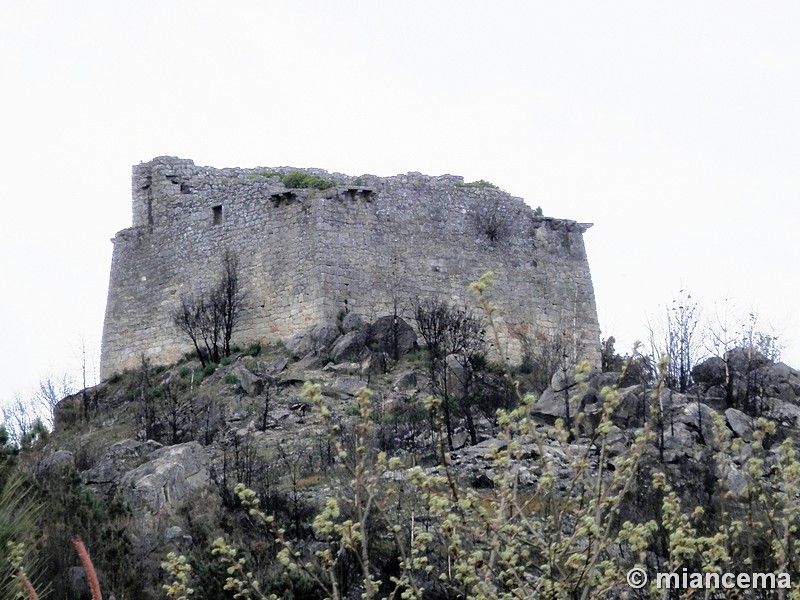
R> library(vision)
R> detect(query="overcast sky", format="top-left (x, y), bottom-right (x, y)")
top-left (1, 1), bottom-right (798, 406)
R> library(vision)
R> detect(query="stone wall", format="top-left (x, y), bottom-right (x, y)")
top-left (100, 157), bottom-right (601, 378)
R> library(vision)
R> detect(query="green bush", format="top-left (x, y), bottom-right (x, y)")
top-left (344, 403), bottom-right (362, 417)
top-left (223, 373), bottom-right (238, 385)
top-left (406, 349), bottom-right (428, 365)
top-left (281, 171), bottom-right (335, 190)
top-left (203, 363), bottom-right (218, 377)
top-left (457, 179), bottom-right (499, 190)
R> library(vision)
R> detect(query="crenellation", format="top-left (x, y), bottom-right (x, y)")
top-left (100, 157), bottom-right (601, 379)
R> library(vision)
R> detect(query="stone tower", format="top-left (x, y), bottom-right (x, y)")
top-left (100, 157), bottom-right (600, 379)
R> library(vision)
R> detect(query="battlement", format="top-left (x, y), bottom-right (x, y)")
top-left (101, 157), bottom-right (601, 378)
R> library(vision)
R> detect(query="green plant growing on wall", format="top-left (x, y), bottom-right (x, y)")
top-left (280, 171), bottom-right (335, 190)
top-left (457, 179), bottom-right (500, 190)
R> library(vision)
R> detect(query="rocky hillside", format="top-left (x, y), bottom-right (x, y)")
top-left (16, 315), bottom-right (800, 599)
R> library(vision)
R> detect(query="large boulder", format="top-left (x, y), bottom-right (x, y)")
top-left (263, 355), bottom-right (289, 376)
top-left (609, 385), bottom-right (648, 429)
top-left (726, 347), bottom-right (770, 375)
top-left (692, 356), bottom-right (727, 388)
top-left (763, 362), bottom-right (800, 402)
top-left (38, 449), bottom-right (75, 479)
top-left (533, 367), bottom-right (621, 429)
top-left (367, 316), bottom-right (417, 359)
top-left (330, 329), bottom-right (370, 363)
top-left (394, 369), bottom-right (418, 391)
top-left (82, 439), bottom-right (163, 493)
top-left (531, 387), bottom-right (584, 424)
top-left (233, 365), bottom-right (264, 396)
top-left (763, 397), bottom-right (800, 428)
top-left (725, 407), bottom-right (754, 441)
top-left (341, 311), bottom-right (365, 333)
top-left (680, 401), bottom-right (720, 446)
top-left (661, 421), bottom-right (701, 463)
top-left (117, 441), bottom-right (217, 542)
top-left (361, 351), bottom-right (389, 376)
top-left (324, 377), bottom-right (367, 398)
top-left (285, 320), bottom-right (340, 357)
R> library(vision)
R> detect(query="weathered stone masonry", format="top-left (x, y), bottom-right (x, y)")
top-left (100, 156), bottom-right (601, 379)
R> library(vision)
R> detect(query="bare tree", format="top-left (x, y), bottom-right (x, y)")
top-left (258, 377), bottom-right (277, 432)
top-left (666, 290), bottom-right (701, 392)
top-left (705, 303), bottom-right (781, 414)
top-left (445, 352), bottom-right (488, 446)
top-left (518, 327), bottom-right (575, 395)
top-left (174, 250), bottom-right (244, 365)
top-left (162, 375), bottom-right (191, 444)
top-left (413, 298), bottom-right (485, 450)
top-left (277, 443), bottom-right (309, 538)
top-left (1, 397), bottom-right (35, 448)
top-left (174, 293), bottom-right (213, 366)
top-left (1, 373), bottom-right (73, 448)
top-left (648, 289), bottom-right (703, 393)
top-left (135, 354), bottom-right (158, 440)
top-left (218, 251), bottom-right (244, 358)
top-left (34, 374), bottom-right (75, 429)
top-left (516, 323), bottom-right (583, 435)
top-left (1, 395), bottom-right (50, 450)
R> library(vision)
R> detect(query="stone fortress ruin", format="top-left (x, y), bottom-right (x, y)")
top-left (100, 156), bottom-right (601, 379)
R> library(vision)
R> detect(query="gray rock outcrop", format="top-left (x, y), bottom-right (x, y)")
top-left (117, 441), bottom-right (217, 541)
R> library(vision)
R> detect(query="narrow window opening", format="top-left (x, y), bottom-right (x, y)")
top-left (212, 205), bottom-right (223, 225)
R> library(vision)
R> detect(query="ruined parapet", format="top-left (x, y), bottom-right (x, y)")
top-left (100, 157), bottom-right (601, 379)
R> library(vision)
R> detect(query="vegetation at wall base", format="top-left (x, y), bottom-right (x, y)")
top-left (3, 275), bottom-right (800, 599)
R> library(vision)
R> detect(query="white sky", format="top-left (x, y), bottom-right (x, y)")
top-left (1, 1), bottom-right (798, 405)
